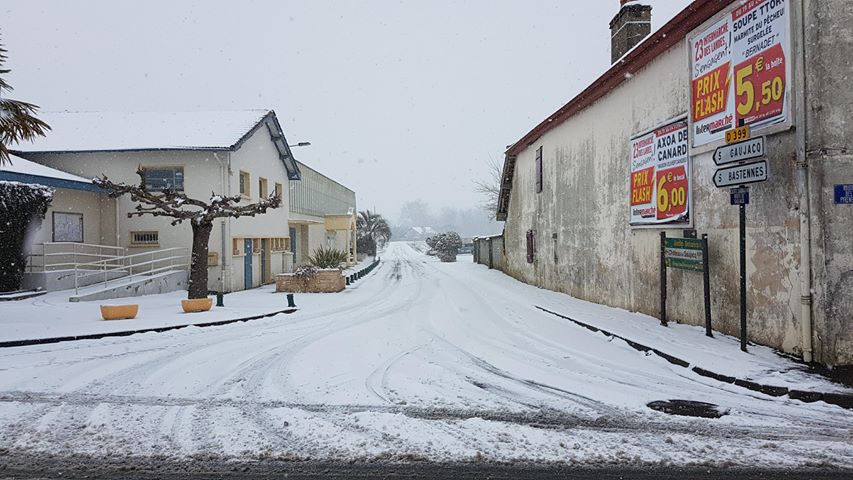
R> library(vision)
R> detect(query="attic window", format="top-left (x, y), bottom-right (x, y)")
top-left (142, 166), bottom-right (184, 192)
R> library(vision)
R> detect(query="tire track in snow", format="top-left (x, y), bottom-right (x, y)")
top-left (3, 243), bottom-right (853, 463)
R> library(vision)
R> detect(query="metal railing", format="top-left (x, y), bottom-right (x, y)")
top-left (26, 242), bottom-right (127, 273)
top-left (67, 247), bottom-right (190, 295)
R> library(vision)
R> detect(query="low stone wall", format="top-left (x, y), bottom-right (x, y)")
top-left (275, 269), bottom-right (344, 293)
top-left (473, 235), bottom-right (504, 271)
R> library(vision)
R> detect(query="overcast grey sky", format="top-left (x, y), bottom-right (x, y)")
top-left (3, 0), bottom-right (692, 221)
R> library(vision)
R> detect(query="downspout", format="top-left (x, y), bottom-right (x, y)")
top-left (794, 0), bottom-right (814, 363)
top-left (115, 194), bottom-right (121, 247)
top-left (214, 151), bottom-right (230, 293)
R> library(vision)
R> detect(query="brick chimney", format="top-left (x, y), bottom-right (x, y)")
top-left (610, 0), bottom-right (652, 64)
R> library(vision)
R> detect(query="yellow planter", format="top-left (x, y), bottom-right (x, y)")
top-left (181, 298), bottom-right (213, 313)
top-left (100, 304), bottom-right (139, 321)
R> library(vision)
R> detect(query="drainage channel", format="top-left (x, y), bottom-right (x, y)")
top-left (647, 400), bottom-right (729, 418)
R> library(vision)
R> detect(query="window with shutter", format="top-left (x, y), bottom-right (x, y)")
top-left (535, 146), bottom-right (543, 193)
top-left (526, 230), bottom-right (535, 263)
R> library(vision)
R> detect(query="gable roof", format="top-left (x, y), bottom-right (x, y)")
top-left (496, 0), bottom-right (733, 221)
top-left (0, 154), bottom-right (100, 192)
top-left (12, 109), bottom-right (302, 180)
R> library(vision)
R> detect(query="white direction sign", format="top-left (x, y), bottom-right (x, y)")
top-left (713, 161), bottom-right (768, 188)
top-left (713, 137), bottom-right (765, 166)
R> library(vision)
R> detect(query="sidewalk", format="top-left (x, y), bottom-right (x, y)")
top-left (0, 285), bottom-right (298, 345)
top-left (533, 302), bottom-right (853, 408)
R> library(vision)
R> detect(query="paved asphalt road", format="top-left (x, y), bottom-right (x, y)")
top-left (2, 455), bottom-right (852, 480)
top-left (1, 243), bottom-right (851, 474)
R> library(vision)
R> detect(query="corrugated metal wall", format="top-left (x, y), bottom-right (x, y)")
top-left (289, 162), bottom-right (356, 217)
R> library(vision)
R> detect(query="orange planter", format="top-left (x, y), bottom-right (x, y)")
top-left (100, 304), bottom-right (139, 321)
top-left (181, 298), bottom-right (213, 313)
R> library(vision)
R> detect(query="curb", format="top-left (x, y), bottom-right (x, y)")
top-left (535, 306), bottom-right (853, 410)
top-left (0, 308), bottom-right (298, 349)
top-left (0, 290), bottom-right (47, 302)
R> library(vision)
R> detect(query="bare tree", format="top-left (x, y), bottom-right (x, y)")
top-left (0, 34), bottom-right (50, 165)
top-left (95, 168), bottom-right (281, 299)
top-left (472, 155), bottom-right (503, 217)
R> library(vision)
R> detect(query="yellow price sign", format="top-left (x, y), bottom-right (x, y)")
top-left (725, 126), bottom-right (750, 144)
top-left (733, 44), bottom-right (787, 128)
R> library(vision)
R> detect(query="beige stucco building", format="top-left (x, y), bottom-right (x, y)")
top-left (288, 160), bottom-right (357, 267)
top-left (497, 0), bottom-right (853, 366)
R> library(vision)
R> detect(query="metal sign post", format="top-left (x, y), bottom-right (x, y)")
top-left (701, 234), bottom-right (712, 338)
top-left (714, 131), bottom-right (769, 353)
top-left (738, 195), bottom-right (748, 352)
top-left (660, 232), bottom-right (667, 327)
top-left (660, 233), bottom-right (712, 334)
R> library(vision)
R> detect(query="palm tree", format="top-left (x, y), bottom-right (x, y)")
top-left (0, 34), bottom-right (50, 165)
top-left (357, 210), bottom-right (392, 255)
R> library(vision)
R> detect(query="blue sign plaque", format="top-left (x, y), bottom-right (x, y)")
top-left (730, 186), bottom-right (750, 206)
top-left (835, 184), bottom-right (853, 205)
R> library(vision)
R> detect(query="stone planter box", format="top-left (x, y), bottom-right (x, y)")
top-left (276, 269), bottom-right (344, 293)
top-left (181, 298), bottom-right (213, 313)
top-left (100, 304), bottom-right (139, 321)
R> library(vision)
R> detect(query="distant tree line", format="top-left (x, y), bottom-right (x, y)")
top-left (393, 199), bottom-right (502, 238)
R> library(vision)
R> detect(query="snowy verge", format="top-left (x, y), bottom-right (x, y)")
top-left (460, 262), bottom-right (853, 395)
top-left (0, 285), bottom-right (320, 344)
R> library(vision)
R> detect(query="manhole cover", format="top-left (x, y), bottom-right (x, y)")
top-left (647, 400), bottom-right (728, 418)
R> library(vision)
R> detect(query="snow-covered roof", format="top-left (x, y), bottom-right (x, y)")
top-left (13, 110), bottom-right (272, 152)
top-left (12, 109), bottom-right (303, 180)
top-left (1, 155), bottom-right (90, 182)
top-left (0, 154), bottom-right (99, 192)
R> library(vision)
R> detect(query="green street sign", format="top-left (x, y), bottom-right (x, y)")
top-left (664, 238), bottom-right (704, 272)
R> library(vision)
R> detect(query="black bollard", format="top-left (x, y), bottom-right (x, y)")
top-left (286, 293), bottom-right (296, 308)
top-left (216, 292), bottom-right (224, 307)
top-left (345, 277), bottom-right (350, 286)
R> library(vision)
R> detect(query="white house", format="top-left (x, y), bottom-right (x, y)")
top-left (14, 110), bottom-right (302, 293)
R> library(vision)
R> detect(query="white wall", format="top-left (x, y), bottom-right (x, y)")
top-left (503, 38), bottom-right (808, 359)
top-left (26, 188), bottom-right (113, 250)
top-left (26, 124), bottom-right (295, 293)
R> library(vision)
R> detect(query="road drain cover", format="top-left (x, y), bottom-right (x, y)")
top-left (647, 400), bottom-right (727, 418)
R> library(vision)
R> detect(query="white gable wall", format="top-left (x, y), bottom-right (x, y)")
top-left (22, 125), bottom-right (294, 293)
top-left (228, 122), bottom-right (293, 290)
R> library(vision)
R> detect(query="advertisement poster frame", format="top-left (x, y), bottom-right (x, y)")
top-left (687, 0), bottom-right (794, 152)
top-left (629, 116), bottom-right (692, 229)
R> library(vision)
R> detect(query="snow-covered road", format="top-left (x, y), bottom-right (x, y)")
top-left (1, 242), bottom-right (851, 468)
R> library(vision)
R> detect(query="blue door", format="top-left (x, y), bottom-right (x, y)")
top-left (289, 227), bottom-right (297, 264)
top-left (244, 239), bottom-right (253, 290)
top-left (261, 239), bottom-right (268, 284)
